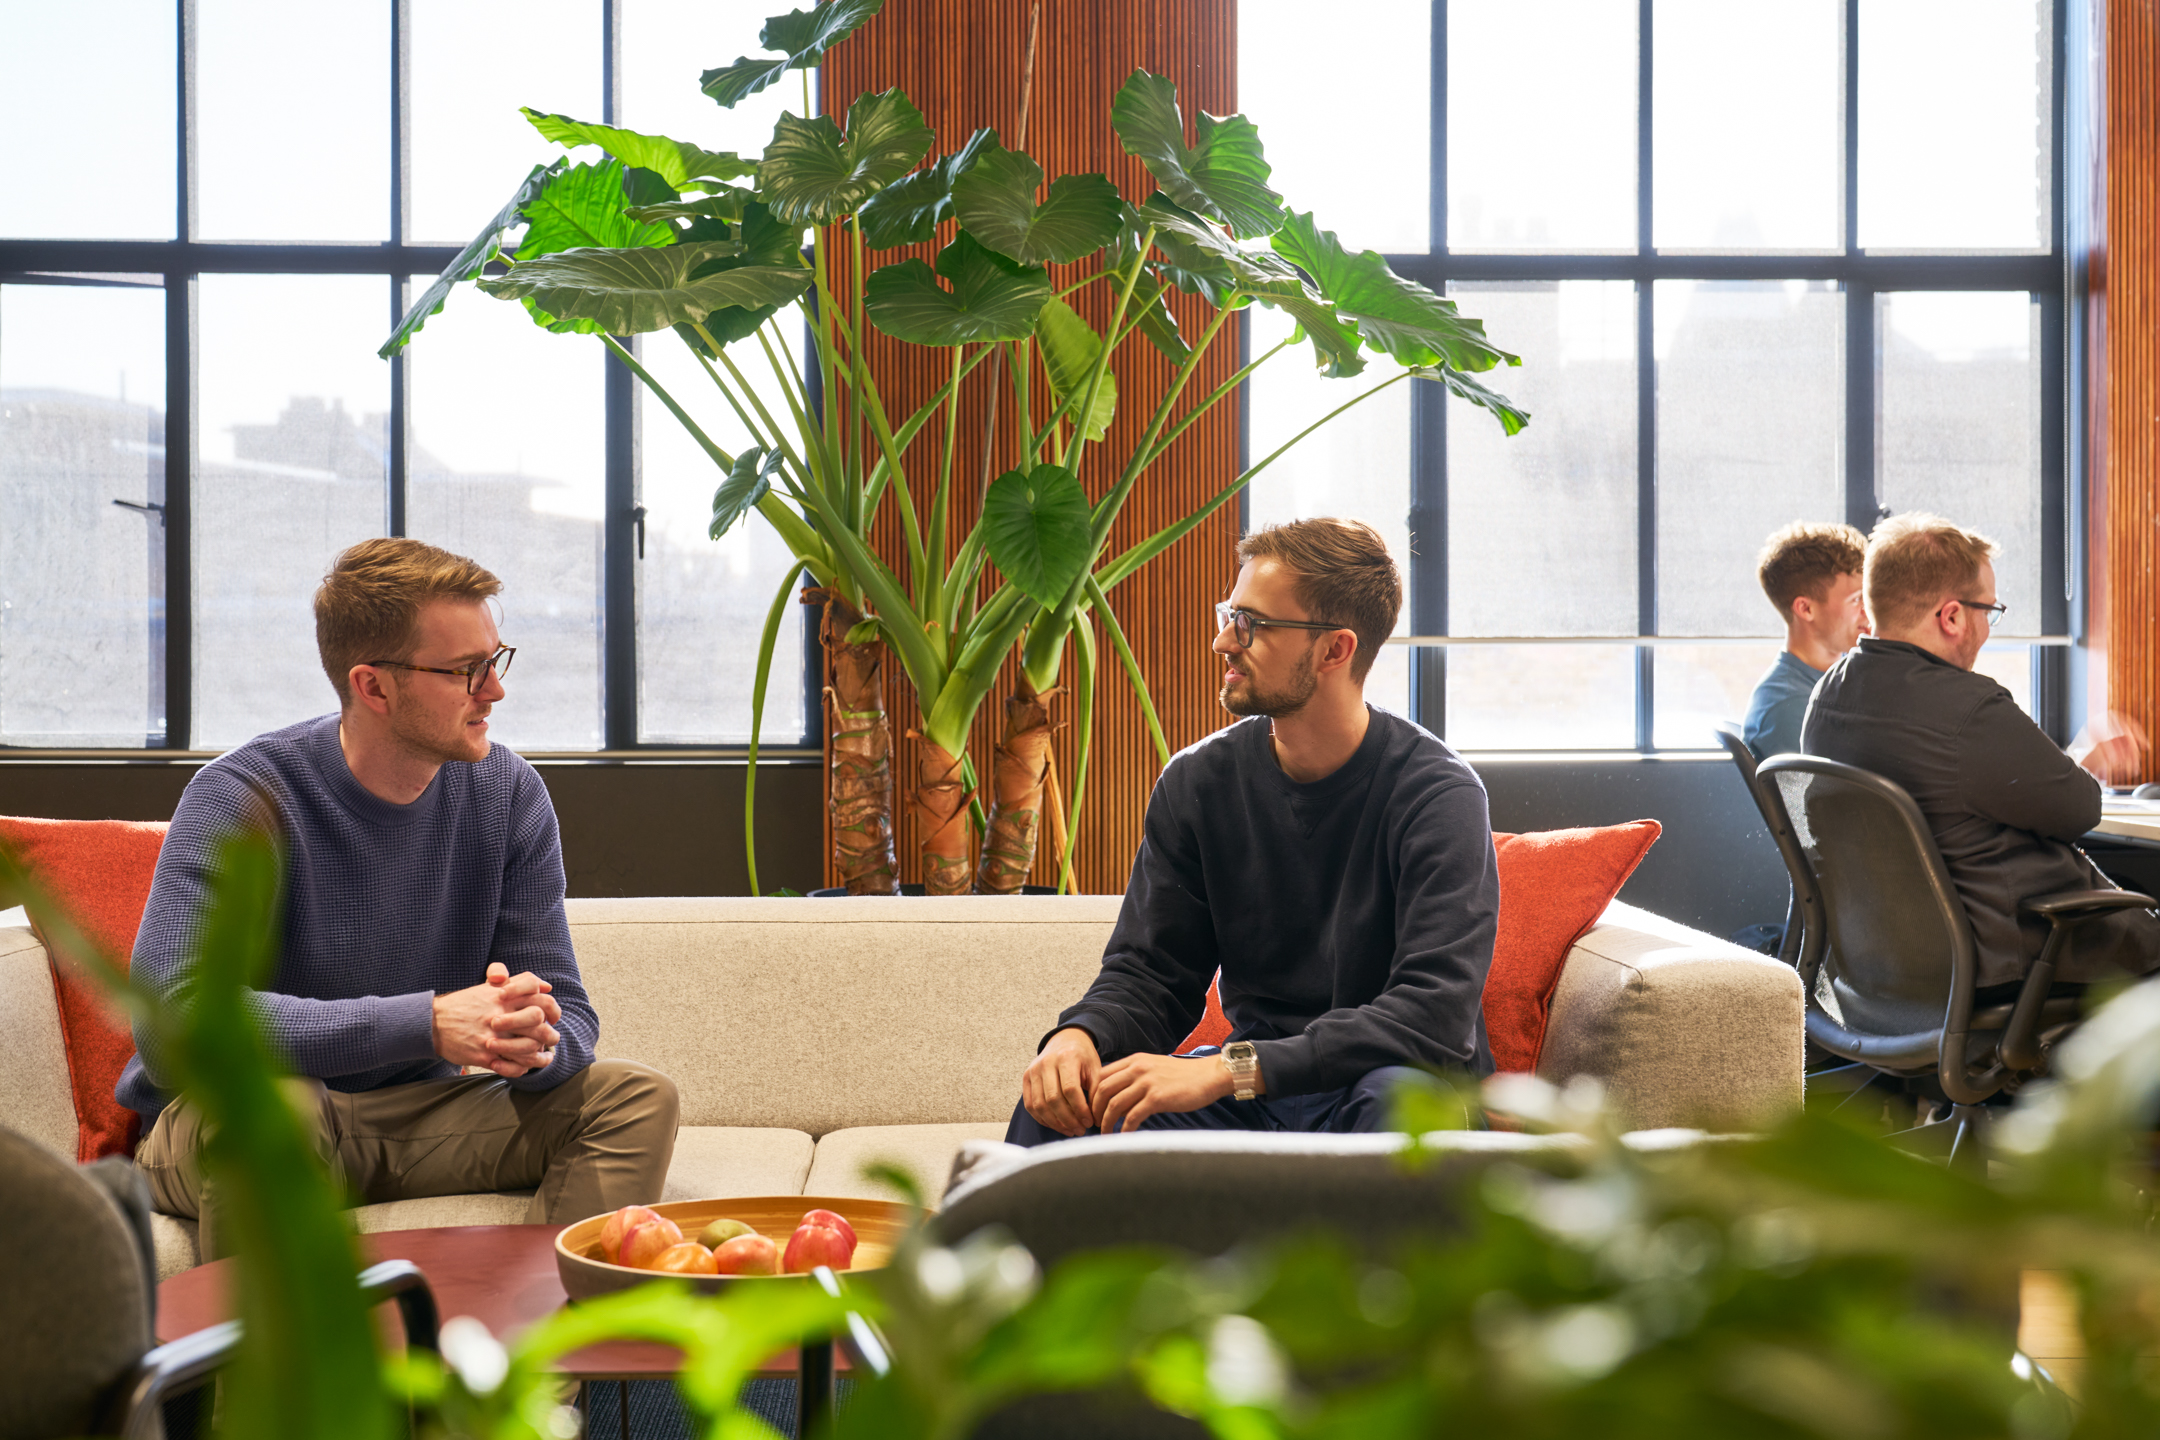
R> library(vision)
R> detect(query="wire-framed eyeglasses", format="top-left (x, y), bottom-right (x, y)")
top-left (365, 646), bottom-right (516, 695)
top-left (1214, 603), bottom-right (1344, 650)
top-left (1940, 599), bottom-right (2009, 622)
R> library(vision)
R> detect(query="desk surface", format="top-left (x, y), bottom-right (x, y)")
top-left (2092, 804), bottom-right (2160, 846)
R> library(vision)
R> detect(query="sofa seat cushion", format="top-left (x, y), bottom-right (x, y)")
top-left (354, 1193), bottom-right (536, 1232)
top-left (662, 1126), bottom-right (815, 1203)
top-left (805, 1122), bottom-right (1012, 1203)
top-left (148, 1212), bottom-right (201, 1282)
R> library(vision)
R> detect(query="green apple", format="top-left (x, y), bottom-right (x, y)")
top-left (697, 1217), bottom-right (755, 1249)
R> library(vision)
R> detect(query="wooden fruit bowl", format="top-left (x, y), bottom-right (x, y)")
top-left (554, 1195), bottom-right (914, 1300)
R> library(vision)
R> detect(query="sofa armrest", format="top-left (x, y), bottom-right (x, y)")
top-left (1536, 900), bottom-right (1803, 1132)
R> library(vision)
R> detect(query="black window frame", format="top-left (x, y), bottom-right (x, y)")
top-left (0, 0), bottom-right (823, 758)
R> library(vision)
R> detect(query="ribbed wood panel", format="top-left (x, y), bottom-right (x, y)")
top-left (820, 0), bottom-right (1240, 893)
top-left (2103, 0), bottom-right (2159, 776)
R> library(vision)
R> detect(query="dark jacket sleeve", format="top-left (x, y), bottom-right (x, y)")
top-left (1252, 776), bottom-right (1499, 1096)
top-left (1956, 689), bottom-right (2103, 842)
top-left (1049, 767), bottom-right (1216, 1061)
top-left (489, 762), bottom-right (598, 1091)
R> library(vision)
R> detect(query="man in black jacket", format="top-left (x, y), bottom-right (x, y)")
top-left (1007, 519), bottom-right (1498, 1145)
top-left (1802, 512), bottom-right (2157, 994)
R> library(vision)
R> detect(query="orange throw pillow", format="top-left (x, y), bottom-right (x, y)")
top-left (0, 817), bottom-right (168, 1161)
top-left (1174, 970), bottom-right (1232, 1055)
top-left (1485, 822), bottom-right (1661, 1073)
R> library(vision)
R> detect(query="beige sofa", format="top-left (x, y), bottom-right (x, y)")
top-left (0, 894), bottom-right (1802, 1281)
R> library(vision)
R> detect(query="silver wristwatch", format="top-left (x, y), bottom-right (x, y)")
top-left (1222, 1041), bottom-right (1260, 1101)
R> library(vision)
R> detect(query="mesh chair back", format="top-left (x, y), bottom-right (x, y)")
top-left (1714, 722), bottom-right (1806, 964)
top-left (1760, 756), bottom-right (1977, 1040)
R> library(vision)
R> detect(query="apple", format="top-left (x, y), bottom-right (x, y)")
top-left (799, 1208), bottom-right (858, 1248)
top-left (783, 1217), bottom-right (857, 1273)
top-left (620, 1217), bottom-right (685, 1269)
top-left (652, 1242), bottom-right (719, 1275)
top-left (697, 1217), bottom-right (755, 1249)
top-left (599, 1205), bottom-right (661, 1263)
top-left (712, 1233), bottom-right (780, 1276)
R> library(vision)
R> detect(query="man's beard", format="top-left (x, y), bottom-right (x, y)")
top-left (389, 697), bottom-right (483, 765)
top-left (1220, 644), bottom-right (1319, 718)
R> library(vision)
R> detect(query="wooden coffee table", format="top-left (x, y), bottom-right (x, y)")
top-left (157, 1224), bottom-right (848, 1425)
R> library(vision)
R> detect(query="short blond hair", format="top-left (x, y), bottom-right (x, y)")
top-left (1235, 519), bottom-right (1402, 682)
top-left (1757, 521), bottom-right (1866, 618)
top-left (314, 538), bottom-right (501, 705)
top-left (1864, 512), bottom-right (2000, 634)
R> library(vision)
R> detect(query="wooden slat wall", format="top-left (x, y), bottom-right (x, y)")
top-left (819, 0), bottom-right (1240, 893)
top-left (2102, 0), bottom-right (2159, 773)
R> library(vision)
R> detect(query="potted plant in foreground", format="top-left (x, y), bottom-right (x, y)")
top-left (380, 0), bottom-right (1528, 895)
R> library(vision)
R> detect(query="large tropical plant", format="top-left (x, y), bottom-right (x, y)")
top-left (380, 0), bottom-right (1528, 896)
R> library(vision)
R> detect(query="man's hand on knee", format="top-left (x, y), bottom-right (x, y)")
top-left (1021, 1027), bottom-right (1102, 1137)
top-left (1093, 1053), bottom-right (1234, 1133)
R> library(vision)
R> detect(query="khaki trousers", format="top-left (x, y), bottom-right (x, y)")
top-left (137, 1059), bottom-right (679, 1261)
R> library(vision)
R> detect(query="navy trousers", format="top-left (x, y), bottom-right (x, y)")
top-left (1003, 1052), bottom-right (1425, 1148)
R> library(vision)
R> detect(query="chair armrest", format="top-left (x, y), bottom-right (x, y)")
top-left (2019, 888), bottom-right (2156, 917)
top-left (116, 1321), bottom-right (241, 1440)
top-left (359, 1259), bottom-right (440, 1353)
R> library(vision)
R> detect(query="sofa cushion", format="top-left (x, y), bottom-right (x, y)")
top-left (805, 1122), bottom-right (1013, 1203)
top-left (0, 817), bottom-right (166, 1161)
top-left (1538, 899), bottom-right (1802, 1130)
top-left (661, 1126), bottom-right (816, 1203)
top-left (1, 925), bottom-right (84, 1163)
top-left (569, 896), bottom-right (1122, 1134)
top-left (1485, 822), bottom-right (1662, 1074)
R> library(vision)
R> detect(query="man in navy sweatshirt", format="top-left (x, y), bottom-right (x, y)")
top-left (1009, 518), bottom-right (1498, 1144)
top-left (122, 539), bottom-right (677, 1258)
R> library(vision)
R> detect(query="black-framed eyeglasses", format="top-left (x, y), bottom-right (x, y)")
top-left (364, 646), bottom-right (516, 695)
top-left (1214, 603), bottom-right (1344, 650)
top-left (1941, 599), bottom-right (2009, 622)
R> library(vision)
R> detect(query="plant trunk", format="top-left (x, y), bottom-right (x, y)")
top-left (818, 592), bottom-right (899, 895)
top-left (974, 683), bottom-right (1055, 894)
top-left (913, 738), bottom-right (974, 895)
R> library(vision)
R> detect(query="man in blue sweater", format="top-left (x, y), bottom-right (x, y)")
top-left (1009, 519), bottom-right (1497, 1144)
top-left (123, 539), bottom-right (677, 1258)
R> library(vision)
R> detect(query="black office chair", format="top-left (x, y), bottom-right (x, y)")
top-left (1756, 755), bottom-right (2153, 1165)
top-left (1713, 721), bottom-right (1805, 965)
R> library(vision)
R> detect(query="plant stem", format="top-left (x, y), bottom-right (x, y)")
top-left (1086, 574), bottom-right (1170, 766)
top-left (1059, 612), bottom-right (1098, 894)
top-left (744, 559), bottom-right (810, 895)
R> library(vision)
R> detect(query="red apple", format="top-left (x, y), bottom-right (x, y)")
top-left (652, 1242), bottom-right (719, 1275)
top-left (599, 1205), bottom-right (660, 1263)
top-left (799, 1208), bottom-right (858, 1248)
top-left (712, 1233), bottom-right (780, 1276)
top-left (783, 1218), bottom-right (857, 1273)
top-left (620, 1217), bottom-right (684, 1269)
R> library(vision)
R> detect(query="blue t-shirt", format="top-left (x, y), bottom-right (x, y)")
top-left (1743, 650), bottom-right (1826, 761)
top-left (116, 714), bottom-right (594, 1120)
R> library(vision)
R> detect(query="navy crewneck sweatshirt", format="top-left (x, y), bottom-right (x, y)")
top-left (1054, 708), bottom-right (1498, 1096)
top-left (116, 714), bottom-right (595, 1120)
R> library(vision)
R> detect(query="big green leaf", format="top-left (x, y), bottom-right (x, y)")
top-left (673, 200), bottom-right (810, 354)
top-left (1413, 365), bottom-right (1532, 436)
top-left (627, 190), bottom-right (752, 226)
top-left (1249, 280), bottom-right (1366, 379)
top-left (522, 108), bottom-right (756, 192)
top-left (1134, 193), bottom-right (1296, 306)
top-left (857, 126), bottom-right (997, 249)
top-left (479, 244), bottom-right (811, 335)
top-left (1111, 71), bottom-right (1284, 240)
top-left (516, 159), bottom-right (674, 261)
top-left (1035, 298), bottom-right (1118, 441)
top-left (1271, 210), bottom-right (1519, 373)
top-left (863, 231), bottom-right (1051, 344)
top-left (711, 447), bottom-right (787, 538)
top-left (950, 146), bottom-right (1123, 266)
top-left (1123, 266), bottom-right (1190, 363)
top-left (758, 88), bottom-right (934, 225)
top-left (983, 464), bottom-right (1092, 606)
top-left (701, 0), bottom-right (885, 108)
top-left (381, 160), bottom-right (561, 357)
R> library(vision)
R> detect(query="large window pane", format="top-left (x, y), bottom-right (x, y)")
top-left (623, 0), bottom-right (798, 156)
top-left (197, 1), bottom-right (388, 242)
top-left (1858, 0), bottom-right (2049, 250)
top-left (1241, 0), bottom-right (1430, 254)
top-left (1653, 0), bottom-right (1840, 251)
top-left (1447, 644), bottom-right (1636, 750)
top-left (1652, 642), bottom-right (1785, 750)
top-left (0, 2), bottom-right (174, 239)
top-left (411, 1), bottom-right (601, 246)
top-left (1245, 306), bottom-right (1415, 720)
top-left (1447, 282), bottom-right (1636, 636)
top-left (195, 275), bottom-right (387, 748)
top-left (1876, 291), bottom-right (2041, 631)
top-left (1655, 280), bottom-right (1843, 636)
top-left (637, 320), bottom-right (808, 744)
top-left (1448, 0), bottom-right (1636, 252)
top-left (0, 283), bottom-right (166, 745)
top-left (408, 283), bottom-right (604, 751)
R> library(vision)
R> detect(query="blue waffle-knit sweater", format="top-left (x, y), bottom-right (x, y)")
top-left (116, 713), bottom-right (595, 1122)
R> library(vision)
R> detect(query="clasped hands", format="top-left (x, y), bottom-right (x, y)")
top-left (1020, 1026), bottom-right (1260, 1136)
top-left (432, 962), bottom-right (561, 1078)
